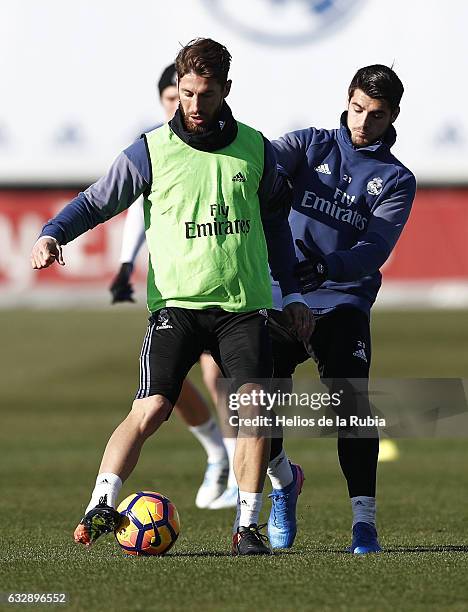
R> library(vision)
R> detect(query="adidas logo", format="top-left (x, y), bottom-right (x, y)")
top-left (232, 172), bottom-right (246, 182)
top-left (353, 340), bottom-right (367, 363)
top-left (315, 163), bottom-right (332, 175)
top-left (353, 348), bottom-right (368, 363)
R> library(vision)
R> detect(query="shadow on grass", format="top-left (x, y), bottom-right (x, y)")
top-left (383, 545), bottom-right (468, 553)
top-left (166, 551), bottom-right (233, 558)
top-left (303, 545), bottom-right (468, 554)
top-left (166, 550), bottom-right (303, 558)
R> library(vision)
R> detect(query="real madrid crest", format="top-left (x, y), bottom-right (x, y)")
top-left (200, 0), bottom-right (366, 46)
top-left (367, 177), bottom-right (383, 196)
top-left (158, 309), bottom-right (170, 326)
top-left (155, 308), bottom-right (173, 330)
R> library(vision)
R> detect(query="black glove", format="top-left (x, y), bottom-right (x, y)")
top-left (110, 262), bottom-right (135, 303)
top-left (294, 239), bottom-right (328, 293)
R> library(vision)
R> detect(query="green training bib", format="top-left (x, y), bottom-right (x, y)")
top-left (143, 122), bottom-right (273, 312)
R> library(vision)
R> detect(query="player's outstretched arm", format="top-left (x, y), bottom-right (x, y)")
top-left (32, 139), bottom-right (151, 271)
top-left (30, 236), bottom-right (65, 269)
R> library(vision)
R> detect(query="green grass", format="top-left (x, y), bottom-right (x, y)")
top-left (1, 310), bottom-right (467, 611)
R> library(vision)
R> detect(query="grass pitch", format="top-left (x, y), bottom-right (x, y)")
top-left (1, 309), bottom-right (467, 611)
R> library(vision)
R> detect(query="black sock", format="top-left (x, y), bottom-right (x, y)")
top-left (338, 436), bottom-right (379, 497)
top-left (269, 435), bottom-right (284, 462)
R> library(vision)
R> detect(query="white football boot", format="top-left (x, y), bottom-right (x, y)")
top-left (195, 460), bottom-right (229, 509)
top-left (209, 485), bottom-right (238, 509)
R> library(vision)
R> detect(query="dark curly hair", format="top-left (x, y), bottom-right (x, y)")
top-left (175, 38), bottom-right (232, 85)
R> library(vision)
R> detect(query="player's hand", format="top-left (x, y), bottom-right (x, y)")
top-left (294, 239), bottom-right (328, 293)
top-left (110, 262), bottom-right (135, 303)
top-left (30, 237), bottom-right (65, 269)
top-left (283, 301), bottom-right (315, 342)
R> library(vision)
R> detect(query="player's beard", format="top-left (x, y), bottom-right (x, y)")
top-left (180, 103), bottom-right (221, 134)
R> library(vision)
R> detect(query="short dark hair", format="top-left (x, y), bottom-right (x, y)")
top-left (348, 65), bottom-right (404, 112)
top-left (175, 38), bottom-right (232, 85)
top-left (158, 63), bottom-right (177, 97)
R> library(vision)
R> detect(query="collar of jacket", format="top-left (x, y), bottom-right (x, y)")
top-left (338, 111), bottom-right (397, 154)
top-left (168, 101), bottom-right (238, 152)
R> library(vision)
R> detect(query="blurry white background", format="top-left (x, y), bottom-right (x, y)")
top-left (0, 0), bottom-right (467, 308)
top-left (0, 0), bottom-right (466, 184)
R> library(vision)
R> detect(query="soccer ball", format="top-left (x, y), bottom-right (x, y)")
top-left (115, 491), bottom-right (180, 556)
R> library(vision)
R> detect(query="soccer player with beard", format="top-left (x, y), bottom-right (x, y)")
top-left (109, 63), bottom-right (233, 511)
top-left (30, 38), bottom-right (313, 555)
top-left (269, 65), bottom-right (416, 553)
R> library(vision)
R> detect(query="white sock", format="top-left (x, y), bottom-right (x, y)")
top-left (267, 448), bottom-right (293, 490)
top-left (85, 472), bottom-right (122, 513)
top-left (189, 417), bottom-right (227, 464)
top-left (232, 491), bottom-right (241, 533)
top-left (223, 437), bottom-right (237, 487)
top-left (351, 496), bottom-right (376, 527)
top-left (237, 491), bottom-right (263, 529)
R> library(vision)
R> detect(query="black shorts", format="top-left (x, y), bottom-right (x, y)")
top-left (269, 306), bottom-right (371, 379)
top-left (135, 307), bottom-right (272, 406)
top-left (269, 306), bottom-right (372, 423)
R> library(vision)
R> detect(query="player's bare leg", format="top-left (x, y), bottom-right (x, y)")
top-left (99, 395), bottom-right (172, 478)
top-left (231, 383), bottom-right (272, 555)
top-left (200, 352), bottom-right (221, 405)
top-left (234, 436), bottom-right (270, 493)
top-left (204, 354), bottom-right (239, 509)
top-left (232, 437), bottom-right (272, 555)
top-left (74, 394), bottom-right (172, 546)
top-left (174, 379), bottom-right (211, 427)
